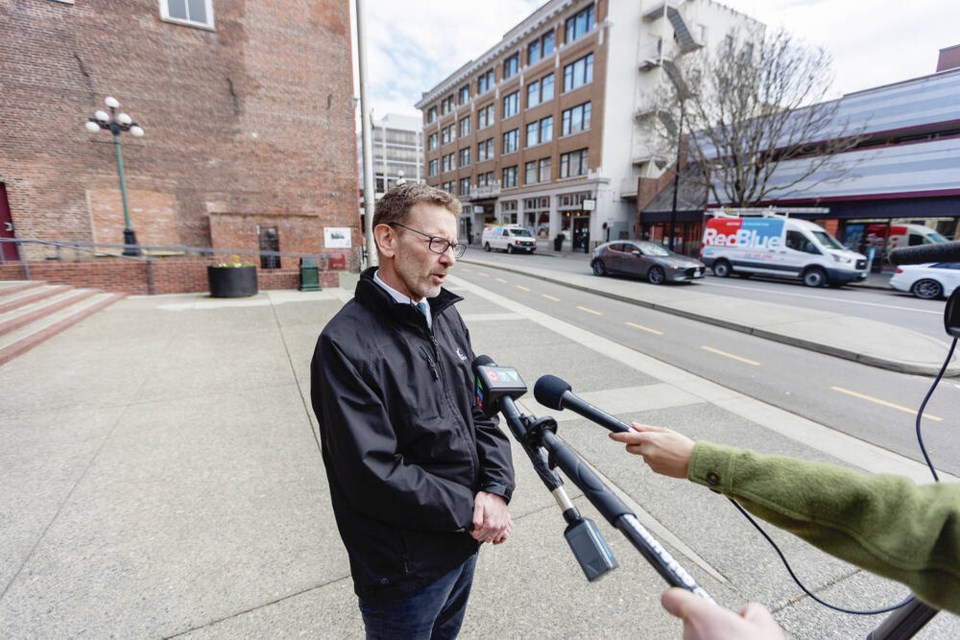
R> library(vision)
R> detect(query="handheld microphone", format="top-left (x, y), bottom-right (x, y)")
top-left (533, 375), bottom-right (631, 433)
top-left (888, 240), bottom-right (960, 266)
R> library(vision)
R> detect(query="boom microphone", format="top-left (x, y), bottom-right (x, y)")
top-left (533, 375), bottom-right (631, 433)
top-left (888, 240), bottom-right (960, 266)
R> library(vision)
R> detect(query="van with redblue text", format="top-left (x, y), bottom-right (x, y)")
top-left (700, 211), bottom-right (868, 287)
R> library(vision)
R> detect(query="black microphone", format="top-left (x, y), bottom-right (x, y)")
top-left (533, 375), bottom-right (631, 433)
top-left (888, 240), bottom-right (960, 266)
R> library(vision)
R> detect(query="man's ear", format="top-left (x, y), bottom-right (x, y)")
top-left (373, 224), bottom-right (397, 259)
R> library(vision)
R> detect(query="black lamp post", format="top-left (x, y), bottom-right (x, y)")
top-left (85, 96), bottom-right (145, 256)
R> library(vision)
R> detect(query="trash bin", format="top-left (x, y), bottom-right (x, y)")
top-left (299, 257), bottom-right (321, 291)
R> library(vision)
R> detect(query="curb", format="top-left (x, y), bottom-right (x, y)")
top-left (459, 257), bottom-right (958, 378)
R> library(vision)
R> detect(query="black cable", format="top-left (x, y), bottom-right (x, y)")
top-left (727, 498), bottom-right (913, 615)
top-left (914, 336), bottom-right (957, 483)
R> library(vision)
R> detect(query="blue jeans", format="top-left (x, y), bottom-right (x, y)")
top-left (359, 554), bottom-right (478, 640)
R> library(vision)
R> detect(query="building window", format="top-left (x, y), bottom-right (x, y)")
top-left (525, 158), bottom-right (552, 184)
top-left (503, 91), bottom-right (520, 119)
top-left (560, 149), bottom-right (588, 178)
top-left (160, 0), bottom-right (214, 28)
top-left (527, 73), bottom-right (554, 108)
top-left (563, 53), bottom-right (594, 92)
top-left (543, 29), bottom-right (555, 56)
top-left (540, 116), bottom-right (553, 143)
top-left (440, 94), bottom-right (455, 115)
top-left (429, 159), bottom-right (439, 176)
top-left (539, 157), bottom-right (552, 182)
top-left (541, 73), bottom-right (554, 101)
top-left (565, 4), bottom-right (595, 44)
top-left (503, 165), bottom-right (518, 188)
top-left (459, 117), bottom-right (471, 137)
top-left (478, 68), bottom-right (495, 94)
top-left (458, 84), bottom-right (470, 105)
top-left (527, 80), bottom-right (541, 108)
top-left (502, 129), bottom-right (519, 155)
top-left (561, 102), bottom-right (592, 135)
top-left (477, 103), bottom-right (495, 129)
top-left (504, 53), bottom-right (520, 79)
top-left (526, 121), bottom-right (539, 147)
top-left (459, 177), bottom-right (471, 196)
top-left (525, 116), bottom-right (552, 146)
top-left (427, 106), bottom-right (437, 123)
top-left (477, 171), bottom-right (495, 187)
top-left (527, 29), bottom-right (555, 66)
top-left (459, 147), bottom-right (471, 167)
top-left (442, 153), bottom-right (456, 173)
top-left (478, 138), bottom-right (495, 161)
top-left (427, 132), bottom-right (438, 151)
top-left (441, 123), bottom-right (456, 145)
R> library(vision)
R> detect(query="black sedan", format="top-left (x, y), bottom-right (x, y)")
top-left (590, 241), bottom-right (706, 284)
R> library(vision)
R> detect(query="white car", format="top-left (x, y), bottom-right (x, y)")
top-left (889, 262), bottom-right (960, 299)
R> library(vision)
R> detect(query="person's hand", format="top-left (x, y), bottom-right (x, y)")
top-left (470, 491), bottom-right (512, 544)
top-left (661, 588), bottom-right (785, 640)
top-left (608, 424), bottom-right (695, 478)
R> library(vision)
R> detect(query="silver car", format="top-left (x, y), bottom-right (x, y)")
top-left (590, 241), bottom-right (706, 284)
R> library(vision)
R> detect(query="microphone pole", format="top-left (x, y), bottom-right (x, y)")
top-left (527, 420), bottom-right (714, 602)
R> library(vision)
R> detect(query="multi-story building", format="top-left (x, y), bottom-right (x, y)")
top-left (361, 114), bottom-right (424, 196)
top-left (0, 0), bottom-right (357, 290)
top-left (416, 0), bottom-right (756, 251)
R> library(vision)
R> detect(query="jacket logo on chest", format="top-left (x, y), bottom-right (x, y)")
top-left (455, 347), bottom-right (468, 361)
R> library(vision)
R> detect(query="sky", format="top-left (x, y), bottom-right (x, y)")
top-left (353, 0), bottom-right (960, 120)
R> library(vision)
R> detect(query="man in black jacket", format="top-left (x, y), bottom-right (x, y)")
top-left (310, 183), bottom-right (515, 640)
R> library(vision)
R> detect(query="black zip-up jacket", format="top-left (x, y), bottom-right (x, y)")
top-left (310, 268), bottom-right (515, 600)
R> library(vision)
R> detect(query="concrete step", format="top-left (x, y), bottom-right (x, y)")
top-left (0, 282), bottom-right (71, 314)
top-left (0, 285), bottom-right (125, 367)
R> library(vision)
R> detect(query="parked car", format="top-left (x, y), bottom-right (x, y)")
top-left (590, 241), bottom-right (706, 284)
top-left (889, 262), bottom-right (960, 299)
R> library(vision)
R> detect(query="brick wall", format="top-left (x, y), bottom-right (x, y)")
top-left (0, 258), bottom-right (341, 295)
top-left (0, 0), bottom-right (359, 264)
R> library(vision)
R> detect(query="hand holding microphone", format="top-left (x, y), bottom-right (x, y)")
top-left (608, 424), bottom-right (695, 479)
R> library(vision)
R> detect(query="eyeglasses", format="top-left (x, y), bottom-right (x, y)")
top-left (389, 222), bottom-right (466, 259)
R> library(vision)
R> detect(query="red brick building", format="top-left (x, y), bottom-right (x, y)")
top-left (0, 0), bottom-right (358, 292)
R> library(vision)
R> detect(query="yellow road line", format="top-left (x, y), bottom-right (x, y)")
top-left (541, 294), bottom-right (560, 302)
top-left (626, 322), bottom-right (664, 336)
top-left (701, 346), bottom-right (760, 366)
top-left (831, 386), bottom-right (943, 421)
top-left (577, 305), bottom-right (602, 316)
top-left (516, 285), bottom-right (531, 292)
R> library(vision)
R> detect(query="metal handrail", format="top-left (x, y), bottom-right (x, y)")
top-left (0, 237), bottom-right (348, 265)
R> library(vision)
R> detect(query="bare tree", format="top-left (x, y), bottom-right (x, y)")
top-left (652, 28), bottom-right (866, 207)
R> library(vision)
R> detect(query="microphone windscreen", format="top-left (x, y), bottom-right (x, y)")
top-left (888, 241), bottom-right (960, 266)
top-left (533, 374), bottom-right (572, 410)
top-left (472, 354), bottom-right (496, 368)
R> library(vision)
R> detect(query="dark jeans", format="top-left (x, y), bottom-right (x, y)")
top-left (359, 554), bottom-right (478, 640)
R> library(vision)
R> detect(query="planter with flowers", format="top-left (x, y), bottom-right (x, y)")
top-left (208, 256), bottom-right (258, 298)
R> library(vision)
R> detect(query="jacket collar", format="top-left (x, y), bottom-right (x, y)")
top-left (355, 267), bottom-right (463, 323)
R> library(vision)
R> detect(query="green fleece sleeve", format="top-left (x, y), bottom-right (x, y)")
top-left (688, 441), bottom-right (960, 614)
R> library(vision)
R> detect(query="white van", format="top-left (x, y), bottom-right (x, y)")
top-left (700, 211), bottom-right (868, 287)
top-left (481, 225), bottom-right (537, 254)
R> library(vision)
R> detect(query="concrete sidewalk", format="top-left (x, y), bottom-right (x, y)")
top-left (461, 252), bottom-right (958, 378)
top-left (1, 284), bottom-right (958, 639)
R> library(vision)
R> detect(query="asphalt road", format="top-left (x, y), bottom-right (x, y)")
top-left (454, 259), bottom-right (960, 477)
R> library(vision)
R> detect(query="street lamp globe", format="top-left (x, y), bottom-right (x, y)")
top-left (85, 121), bottom-right (101, 133)
top-left (94, 110), bottom-right (109, 122)
top-left (117, 112), bottom-right (132, 125)
top-left (130, 126), bottom-right (144, 138)
top-left (104, 96), bottom-right (120, 109)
